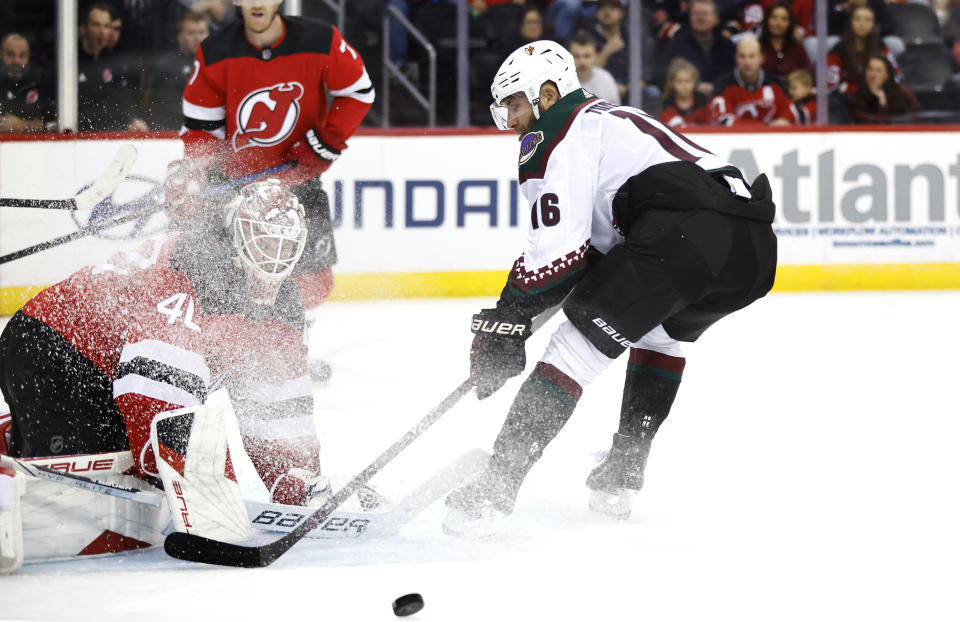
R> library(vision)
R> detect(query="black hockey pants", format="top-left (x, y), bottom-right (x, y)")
top-left (293, 175), bottom-right (337, 273)
top-left (564, 163), bottom-right (778, 358)
top-left (0, 312), bottom-right (129, 457)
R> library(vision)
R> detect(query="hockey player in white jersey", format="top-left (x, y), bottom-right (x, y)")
top-left (443, 41), bottom-right (778, 536)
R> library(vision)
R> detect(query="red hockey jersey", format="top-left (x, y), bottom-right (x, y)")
top-left (19, 233), bottom-right (319, 493)
top-left (710, 78), bottom-right (794, 127)
top-left (181, 16), bottom-right (374, 182)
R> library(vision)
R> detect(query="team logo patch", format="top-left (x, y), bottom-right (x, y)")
top-left (25, 89), bottom-right (38, 104)
top-left (518, 131), bottom-right (544, 165)
top-left (232, 82), bottom-right (305, 151)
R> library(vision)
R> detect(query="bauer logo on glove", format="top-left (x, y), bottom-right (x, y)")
top-left (470, 317), bottom-right (529, 337)
top-left (304, 129), bottom-right (341, 162)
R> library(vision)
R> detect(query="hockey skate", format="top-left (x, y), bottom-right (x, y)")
top-left (586, 433), bottom-right (652, 520)
top-left (442, 460), bottom-right (522, 539)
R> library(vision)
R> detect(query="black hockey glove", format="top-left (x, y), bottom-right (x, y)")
top-left (286, 128), bottom-right (341, 179)
top-left (469, 308), bottom-right (532, 400)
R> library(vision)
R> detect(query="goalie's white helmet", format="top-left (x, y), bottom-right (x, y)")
top-left (225, 179), bottom-right (307, 303)
top-left (489, 40), bottom-right (581, 130)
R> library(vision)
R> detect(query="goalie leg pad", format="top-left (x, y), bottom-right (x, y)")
top-left (152, 394), bottom-right (252, 543)
top-left (0, 466), bottom-right (25, 573)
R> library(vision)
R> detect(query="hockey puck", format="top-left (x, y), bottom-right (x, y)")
top-left (392, 593), bottom-right (424, 617)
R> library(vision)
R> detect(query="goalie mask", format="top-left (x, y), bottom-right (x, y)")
top-left (489, 40), bottom-right (581, 130)
top-left (225, 179), bottom-right (307, 304)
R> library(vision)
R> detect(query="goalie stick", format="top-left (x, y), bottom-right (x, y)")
top-left (0, 160), bottom-right (297, 265)
top-left (2, 449), bottom-right (489, 543)
top-left (0, 453), bottom-right (162, 507)
top-left (165, 379), bottom-right (476, 567)
top-left (0, 154), bottom-right (294, 211)
top-left (163, 304), bottom-right (564, 568)
top-left (0, 143), bottom-right (138, 211)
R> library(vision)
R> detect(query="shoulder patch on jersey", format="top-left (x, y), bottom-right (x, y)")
top-left (518, 131), bottom-right (544, 166)
top-left (518, 89), bottom-right (596, 182)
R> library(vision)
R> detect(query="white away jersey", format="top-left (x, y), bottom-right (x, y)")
top-left (500, 90), bottom-right (748, 317)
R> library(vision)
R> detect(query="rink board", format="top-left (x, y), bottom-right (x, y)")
top-left (1, 129), bottom-right (959, 314)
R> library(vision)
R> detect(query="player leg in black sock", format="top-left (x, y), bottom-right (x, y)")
top-left (587, 347), bottom-right (684, 518)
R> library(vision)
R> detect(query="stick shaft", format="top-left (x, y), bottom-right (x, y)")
top-left (0, 203), bottom-right (163, 264)
top-left (164, 379), bottom-right (475, 567)
top-left (0, 160), bottom-right (298, 265)
top-left (0, 198), bottom-right (76, 210)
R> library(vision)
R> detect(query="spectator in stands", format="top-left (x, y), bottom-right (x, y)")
top-left (78, 2), bottom-right (149, 132)
top-left (847, 54), bottom-right (920, 123)
top-left (826, 4), bottom-right (899, 94)
top-left (0, 33), bottom-right (56, 133)
top-left (710, 34), bottom-right (793, 126)
top-left (469, 0), bottom-right (526, 16)
top-left (569, 30), bottom-right (620, 103)
top-left (658, 0), bottom-right (736, 97)
top-left (498, 5), bottom-right (549, 56)
top-left (104, 11), bottom-right (122, 52)
top-left (758, 1), bottom-right (811, 89)
top-left (659, 57), bottom-right (711, 126)
top-left (587, 0), bottom-right (659, 103)
top-left (188, 0), bottom-right (237, 31)
top-left (545, 0), bottom-right (588, 42)
top-left (787, 68), bottom-right (816, 124)
top-left (145, 11), bottom-right (210, 130)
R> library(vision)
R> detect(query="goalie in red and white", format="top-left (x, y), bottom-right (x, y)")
top-left (169, 0), bottom-right (376, 381)
top-left (0, 180), bottom-right (333, 571)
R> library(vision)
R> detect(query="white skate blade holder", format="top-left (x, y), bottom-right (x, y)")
top-left (442, 506), bottom-right (508, 539)
top-left (588, 488), bottom-right (634, 520)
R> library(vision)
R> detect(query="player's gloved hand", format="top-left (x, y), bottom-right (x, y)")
top-left (163, 158), bottom-right (209, 226)
top-left (271, 467), bottom-right (333, 508)
top-left (469, 308), bottom-right (532, 400)
top-left (285, 128), bottom-right (341, 179)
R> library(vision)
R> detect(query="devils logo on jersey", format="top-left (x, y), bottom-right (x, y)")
top-left (232, 82), bottom-right (305, 151)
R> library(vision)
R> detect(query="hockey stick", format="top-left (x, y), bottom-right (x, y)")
top-left (0, 453), bottom-right (163, 507)
top-left (4, 448), bottom-right (489, 543)
top-left (163, 304), bottom-right (564, 567)
top-left (0, 160), bottom-right (297, 265)
top-left (0, 144), bottom-right (138, 211)
top-left (164, 379), bottom-right (476, 566)
top-left (0, 154), bottom-right (294, 211)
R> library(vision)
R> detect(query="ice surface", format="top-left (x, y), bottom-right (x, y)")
top-left (1, 292), bottom-right (959, 621)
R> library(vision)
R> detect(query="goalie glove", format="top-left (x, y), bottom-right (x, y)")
top-left (271, 467), bottom-right (332, 508)
top-left (470, 308), bottom-right (532, 400)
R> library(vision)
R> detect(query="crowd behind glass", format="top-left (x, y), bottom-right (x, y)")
top-left (2, 0), bottom-right (958, 134)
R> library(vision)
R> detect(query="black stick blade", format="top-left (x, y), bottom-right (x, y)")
top-left (164, 532), bottom-right (271, 568)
